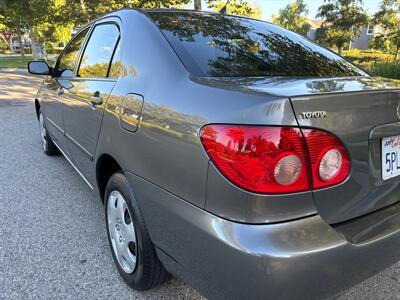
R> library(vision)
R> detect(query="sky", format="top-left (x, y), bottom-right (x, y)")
top-left (256, 0), bottom-right (381, 21)
top-left (196, 0), bottom-right (382, 21)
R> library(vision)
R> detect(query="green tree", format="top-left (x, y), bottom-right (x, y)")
top-left (34, 21), bottom-right (74, 50)
top-left (1, 0), bottom-right (191, 57)
top-left (271, 0), bottom-right (311, 36)
top-left (207, 0), bottom-right (262, 19)
top-left (60, 0), bottom-right (191, 26)
top-left (372, 0), bottom-right (400, 63)
top-left (0, 0), bottom-right (54, 58)
top-left (316, 0), bottom-right (369, 55)
top-left (42, 0), bottom-right (74, 47)
top-left (0, 2), bottom-right (27, 57)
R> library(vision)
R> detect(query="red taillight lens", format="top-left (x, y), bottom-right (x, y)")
top-left (302, 129), bottom-right (351, 189)
top-left (200, 125), bottom-right (310, 194)
top-left (200, 125), bottom-right (351, 194)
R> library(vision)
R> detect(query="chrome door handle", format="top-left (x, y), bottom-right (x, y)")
top-left (89, 95), bottom-right (103, 105)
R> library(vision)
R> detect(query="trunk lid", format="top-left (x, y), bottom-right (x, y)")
top-left (281, 76), bottom-right (400, 224)
top-left (197, 75), bottom-right (400, 223)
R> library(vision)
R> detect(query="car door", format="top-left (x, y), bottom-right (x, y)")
top-left (61, 20), bottom-right (120, 186)
top-left (41, 27), bottom-right (89, 152)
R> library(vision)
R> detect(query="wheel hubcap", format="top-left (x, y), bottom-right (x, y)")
top-left (107, 190), bottom-right (137, 273)
top-left (39, 114), bottom-right (47, 150)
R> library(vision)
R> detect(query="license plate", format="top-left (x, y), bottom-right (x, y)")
top-left (382, 135), bottom-right (400, 180)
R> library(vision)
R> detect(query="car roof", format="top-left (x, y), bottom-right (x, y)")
top-left (142, 8), bottom-right (216, 14)
top-left (101, 8), bottom-right (271, 25)
top-left (142, 8), bottom-right (271, 24)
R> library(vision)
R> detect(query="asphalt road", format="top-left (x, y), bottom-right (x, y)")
top-left (0, 70), bottom-right (400, 300)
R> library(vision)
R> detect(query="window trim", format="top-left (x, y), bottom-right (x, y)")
top-left (106, 38), bottom-right (121, 78)
top-left (75, 20), bottom-right (121, 80)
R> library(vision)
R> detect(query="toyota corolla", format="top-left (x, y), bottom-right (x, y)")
top-left (28, 9), bottom-right (400, 300)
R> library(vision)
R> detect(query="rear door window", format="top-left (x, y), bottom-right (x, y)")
top-left (77, 23), bottom-right (120, 78)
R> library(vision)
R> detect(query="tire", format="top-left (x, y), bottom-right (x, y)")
top-left (105, 172), bottom-right (170, 291)
top-left (38, 110), bottom-right (59, 156)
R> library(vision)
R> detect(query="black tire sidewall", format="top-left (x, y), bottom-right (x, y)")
top-left (39, 110), bottom-right (58, 155)
top-left (104, 172), bottom-right (148, 290)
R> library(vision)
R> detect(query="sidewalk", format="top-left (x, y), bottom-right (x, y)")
top-left (0, 68), bottom-right (28, 74)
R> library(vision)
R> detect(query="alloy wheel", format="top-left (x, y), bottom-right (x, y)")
top-left (107, 190), bottom-right (137, 273)
top-left (39, 113), bottom-right (47, 151)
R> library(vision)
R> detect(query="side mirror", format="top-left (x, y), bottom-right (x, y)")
top-left (28, 61), bottom-right (50, 75)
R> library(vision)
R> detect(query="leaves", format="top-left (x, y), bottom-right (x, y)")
top-left (0, 0), bottom-right (191, 54)
top-left (57, 0), bottom-right (190, 25)
top-left (207, 0), bottom-right (262, 19)
top-left (316, 0), bottom-right (369, 54)
top-left (372, 0), bottom-right (400, 61)
top-left (271, 0), bottom-right (311, 36)
top-left (0, 0), bottom-right (53, 30)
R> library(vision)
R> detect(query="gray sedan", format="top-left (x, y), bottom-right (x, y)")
top-left (28, 8), bottom-right (400, 300)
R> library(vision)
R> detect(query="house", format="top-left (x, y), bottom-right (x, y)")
top-left (306, 19), bottom-right (324, 41)
top-left (306, 19), bottom-right (381, 50)
top-left (350, 24), bottom-right (384, 50)
top-left (10, 35), bottom-right (31, 52)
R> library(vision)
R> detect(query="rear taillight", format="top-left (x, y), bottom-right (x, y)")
top-left (302, 129), bottom-right (351, 189)
top-left (200, 125), bottom-right (310, 194)
top-left (200, 125), bottom-right (350, 194)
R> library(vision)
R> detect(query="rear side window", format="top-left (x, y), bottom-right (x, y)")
top-left (78, 23), bottom-right (120, 78)
top-left (149, 12), bottom-right (367, 77)
top-left (57, 28), bottom-right (89, 77)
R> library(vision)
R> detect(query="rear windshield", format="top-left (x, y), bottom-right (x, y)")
top-left (148, 12), bottom-right (368, 77)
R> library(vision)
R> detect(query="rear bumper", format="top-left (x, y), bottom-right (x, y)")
top-left (172, 215), bottom-right (400, 300)
top-left (126, 172), bottom-right (400, 300)
top-left (181, 213), bottom-right (400, 300)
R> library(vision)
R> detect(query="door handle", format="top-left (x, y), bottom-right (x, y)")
top-left (89, 95), bottom-right (103, 105)
top-left (57, 88), bottom-right (64, 96)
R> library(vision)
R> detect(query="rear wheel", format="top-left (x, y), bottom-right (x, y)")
top-left (105, 172), bottom-right (170, 290)
top-left (39, 111), bottom-right (59, 156)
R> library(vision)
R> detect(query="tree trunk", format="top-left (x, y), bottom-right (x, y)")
top-left (18, 34), bottom-right (25, 59)
top-left (338, 46), bottom-right (343, 56)
top-left (28, 27), bottom-right (40, 59)
top-left (394, 46), bottom-right (399, 65)
top-left (194, 0), bottom-right (201, 11)
top-left (395, 23), bottom-right (400, 65)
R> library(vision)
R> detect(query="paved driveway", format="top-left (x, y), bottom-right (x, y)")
top-left (0, 70), bottom-right (399, 299)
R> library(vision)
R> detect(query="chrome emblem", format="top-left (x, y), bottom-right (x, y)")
top-left (300, 111), bottom-right (327, 119)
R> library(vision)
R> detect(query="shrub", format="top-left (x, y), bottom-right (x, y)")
top-left (369, 62), bottom-right (400, 79)
top-left (343, 49), bottom-right (393, 65)
top-left (341, 50), bottom-right (400, 79)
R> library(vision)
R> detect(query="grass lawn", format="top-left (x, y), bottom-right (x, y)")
top-left (0, 56), bottom-right (32, 68)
